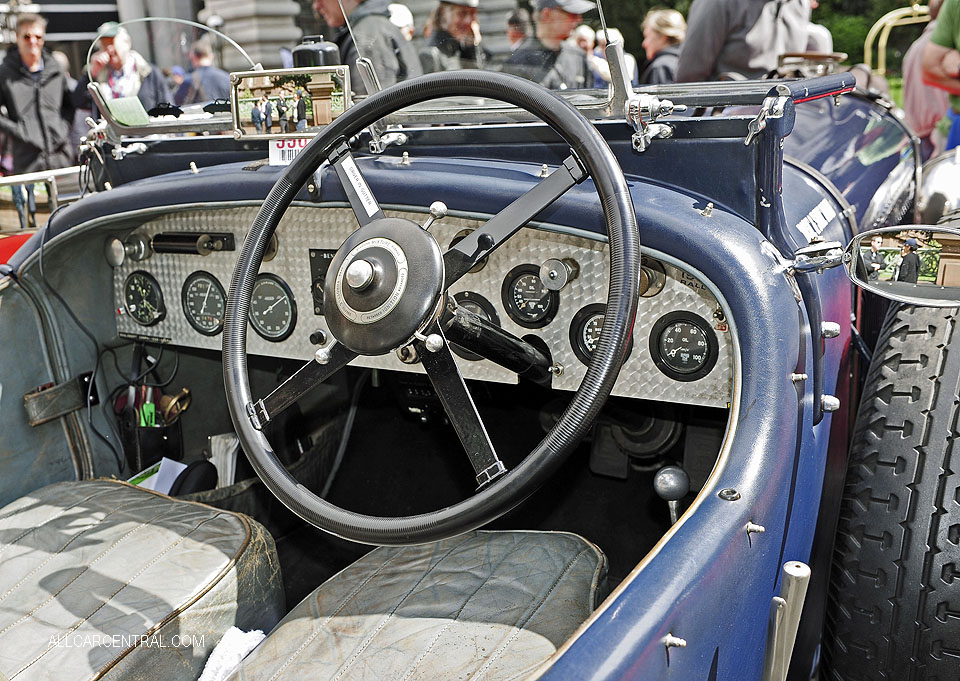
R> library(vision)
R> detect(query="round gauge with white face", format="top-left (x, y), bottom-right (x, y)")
top-left (123, 270), bottom-right (165, 326)
top-left (249, 273), bottom-right (297, 342)
top-left (181, 271), bottom-right (226, 336)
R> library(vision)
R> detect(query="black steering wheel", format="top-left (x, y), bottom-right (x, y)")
top-left (223, 71), bottom-right (639, 545)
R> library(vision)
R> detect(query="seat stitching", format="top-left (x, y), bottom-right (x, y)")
top-left (262, 547), bottom-right (410, 681)
top-left (0, 487), bottom-right (117, 561)
top-left (0, 496), bottom-right (155, 607)
top-left (469, 548), bottom-right (591, 680)
top-left (399, 539), bottom-right (520, 681)
top-left (10, 515), bottom-right (224, 678)
top-left (330, 534), bottom-right (478, 681)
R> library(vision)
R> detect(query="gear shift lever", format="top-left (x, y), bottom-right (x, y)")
top-left (654, 465), bottom-right (690, 525)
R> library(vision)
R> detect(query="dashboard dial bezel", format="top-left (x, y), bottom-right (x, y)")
top-left (649, 311), bottom-right (719, 382)
top-left (249, 273), bottom-right (298, 342)
top-left (181, 270), bottom-right (226, 336)
top-left (123, 270), bottom-right (166, 327)
top-left (500, 263), bottom-right (560, 329)
top-left (569, 303), bottom-right (633, 366)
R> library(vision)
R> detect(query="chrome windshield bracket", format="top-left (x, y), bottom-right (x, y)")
top-left (745, 96), bottom-right (788, 146)
top-left (625, 94), bottom-right (681, 153)
top-left (787, 241), bottom-right (844, 275)
top-left (369, 131), bottom-right (408, 154)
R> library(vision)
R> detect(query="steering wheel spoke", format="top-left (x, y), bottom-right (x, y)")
top-left (442, 153), bottom-right (587, 288)
top-left (248, 342), bottom-right (357, 430)
top-left (418, 324), bottom-right (507, 489)
top-left (330, 139), bottom-right (385, 227)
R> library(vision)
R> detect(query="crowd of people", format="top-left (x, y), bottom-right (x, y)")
top-left (1, 1), bottom-right (959, 230)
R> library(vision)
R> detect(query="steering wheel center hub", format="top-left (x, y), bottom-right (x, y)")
top-left (326, 217), bottom-right (444, 355)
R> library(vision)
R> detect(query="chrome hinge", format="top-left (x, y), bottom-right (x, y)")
top-left (625, 94), bottom-right (684, 153)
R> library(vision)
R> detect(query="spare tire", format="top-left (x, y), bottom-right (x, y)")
top-left (824, 304), bottom-right (960, 679)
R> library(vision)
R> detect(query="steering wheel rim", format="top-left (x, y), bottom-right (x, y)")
top-left (223, 71), bottom-right (639, 545)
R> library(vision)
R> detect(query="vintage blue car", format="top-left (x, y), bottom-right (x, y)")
top-left (0, 22), bottom-right (957, 681)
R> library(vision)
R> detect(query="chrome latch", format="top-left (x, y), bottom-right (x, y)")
top-left (745, 96), bottom-right (788, 146)
top-left (625, 94), bottom-right (683, 153)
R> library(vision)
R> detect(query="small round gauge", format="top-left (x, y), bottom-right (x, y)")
top-left (501, 264), bottom-right (560, 329)
top-left (249, 273), bottom-right (297, 342)
top-left (649, 311), bottom-right (719, 382)
top-left (451, 291), bottom-right (501, 361)
top-left (569, 303), bottom-right (633, 366)
top-left (181, 271), bottom-right (226, 336)
top-left (123, 270), bottom-right (165, 326)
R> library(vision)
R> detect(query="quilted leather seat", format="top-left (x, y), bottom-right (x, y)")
top-left (228, 530), bottom-right (606, 681)
top-left (0, 480), bottom-right (284, 681)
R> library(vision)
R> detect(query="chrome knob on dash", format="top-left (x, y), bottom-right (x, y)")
top-left (345, 259), bottom-right (375, 291)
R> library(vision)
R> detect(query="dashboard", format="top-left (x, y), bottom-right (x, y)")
top-left (110, 205), bottom-right (734, 408)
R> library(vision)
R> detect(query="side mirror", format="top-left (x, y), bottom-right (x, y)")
top-left (843, 225), bottom-right (960, 307)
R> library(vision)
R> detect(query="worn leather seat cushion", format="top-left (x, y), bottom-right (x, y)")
top-left (0, 479), bottom-right (284, 680)
top-left (229, 530), bottom-right (606, 681)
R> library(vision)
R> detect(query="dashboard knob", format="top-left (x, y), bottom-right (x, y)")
top-left (539, 258), bottom-right (579, 291)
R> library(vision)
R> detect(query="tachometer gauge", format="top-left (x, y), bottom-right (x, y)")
top-left (451, 291), bottom-right (500, 361)
top-left (123, 270), bottom-right (165, 326)
top-left (570, 303), bottom-right (633, 366)
top-left (181, 271), bottom-right (226, 336)
top-left (649, 311), bottom-right (719, 382)
top-left (249, 273), bottom-right (297, 342)
top-left (501, 264), bottom-right (559, 329)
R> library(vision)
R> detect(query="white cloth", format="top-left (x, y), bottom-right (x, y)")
top-left (198, 627), bottom-right (266, 681)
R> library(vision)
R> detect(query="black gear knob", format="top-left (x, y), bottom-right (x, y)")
top-left (654, 465), bottom-right (690, 524)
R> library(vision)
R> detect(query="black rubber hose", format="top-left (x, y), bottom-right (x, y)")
top-left (223, 70), bottom-right (639, 545)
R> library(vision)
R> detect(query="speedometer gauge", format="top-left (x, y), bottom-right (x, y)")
top-left (249, 273), bottom-right (297, 342)
top-left (123, 271), bottom-right (165, 326)
top-left (501, 264), bottom-right (559, 329)
top-left (181, 271), bottom-right (226, 336)
top-left (649, 311), bottom-right (719, 382)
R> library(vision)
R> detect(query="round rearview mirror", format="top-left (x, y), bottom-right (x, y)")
top-left (845, 225), bottom-right (960, 307)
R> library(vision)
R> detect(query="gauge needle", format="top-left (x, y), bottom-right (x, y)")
top-left (264, 297), bottom-right (284, 314)
top-left (200, 283), bottom-right (211, 314)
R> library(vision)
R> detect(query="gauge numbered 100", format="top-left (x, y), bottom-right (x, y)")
top-left (123, 270), bottom-right (166, 326)
top-left (569, 303), bottom-right (633, 366)
top-left (249, 273), bottom-right (297, 342)
top-left (649, 311), bottom-right (719, 382)
top-left (181, 271), bottom-right (226, 336)
top-left (501, 264), bottom-right (559, 329)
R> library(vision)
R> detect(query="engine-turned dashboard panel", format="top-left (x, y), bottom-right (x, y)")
top-left (111, 205), bottom-right (734, 407)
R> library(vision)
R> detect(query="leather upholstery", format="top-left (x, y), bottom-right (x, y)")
top-left (0, 480), bottom-right (284, 681)
top-left (228, 530), bottom-right (606, 681)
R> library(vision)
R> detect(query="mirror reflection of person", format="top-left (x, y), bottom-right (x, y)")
top-left (81, 22), bottom-right (172, 112)
top-left (897, 238), bottom-right (921, 284)
top-left (866, 235), bottom-right (885, 280)
top-left (295, 90), bottom-right (307, 131)
top-left (420, 0), bottom-right (490, 73)
top-left (259, 95), bottom-right (273, 133)
top-left (312, 0), bottom-right (423, 95)
top-left (501, 0), bottom-right (595, 90)
top-left (251, 101), bottom-right (263, 133)
top-left (277, 95), bottom-right (290, 133)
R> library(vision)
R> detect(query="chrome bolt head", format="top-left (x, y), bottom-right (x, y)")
top-left (315, 347), bottom-right (331, 364)
top-left (424, 334), bottom-right (444, 352)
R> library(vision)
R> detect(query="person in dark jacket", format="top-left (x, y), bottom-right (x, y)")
top-left (77, 21), bottom-right (171, 114)
top-left (313, 0), bottom-right (423, 95)
top-left (639, 9), bottom-right (686, 85)
top-left (897, 238), bottom-right (921, 284)
top-left (419, 0), bottom-right (491, 73)
top-left (295, 91), bottom-right (307, 131)
top-left (0, 13), bottom-right (75, 229)
top-left (175, 39), bottom-right (229, 106)
top-left (502, 0), bottom-right (595, 90)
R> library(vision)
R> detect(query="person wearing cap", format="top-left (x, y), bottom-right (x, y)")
top-left (313, 0), bottom-right (423, 96)
top-left (897, 238), bottom-right (921, 284)
top-left (389, 3), bottom-right (415, 41)
top-left (420, 0), bottom-right (491, 73)
top-left (175, 38), bottom-right (230, 106)
top-left (501, 0), bottom-right (595, 90)
top-left (639, 10), bottom-right (685, 85)
top-left (0, 13), bottom-right (76, 229)
top-left (79, 22), bottom-right (172, 113)
top-left (676, 0), bottom-right (811, 82)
